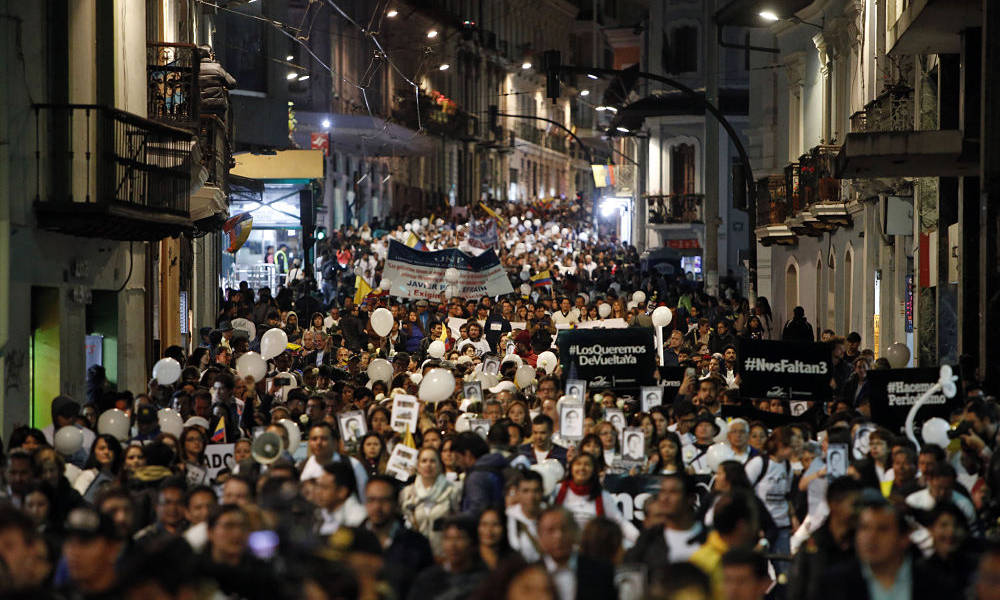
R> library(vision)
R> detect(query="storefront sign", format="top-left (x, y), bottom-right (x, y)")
top-left (738, 339), bottom-right (833, 400)
top-left (557, 328), bottom-right (657, 392)
top-left (382, 240), bottom-right (514, 300)
top-left (867, 367), bottom-right (962, 432)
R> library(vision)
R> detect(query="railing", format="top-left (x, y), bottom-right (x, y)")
top-left (516, 121), bottom-right (543, 145)
top-left (799, 145), bottom-right (841, 204)
top-left (647, 194), bottom-right (704, 224)
top-left (147, 42), bottom-right (200, 128)
top-left (756, 175), bottom-right (790, 226)
top-left (392, 90), bottom-right (479, 140)
top-left (850, 86), bottom-right (913, 133)
top-left (199, 115), bottom-right (231, 192)
top-left (34, 104), bottom-right (192, 215)
top-left (544, 133), bottom-right (568, 153)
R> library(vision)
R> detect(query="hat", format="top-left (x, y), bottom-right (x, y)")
top-left (218, 320), bottom-right (234, 332)
top-left (136, 404), bottom-right (158, 425)
top-left (184, 416), bottom-right (210, 430)
top-left (694, 414), bottom-right (721, 436)
top-left (514, 330), bottom-right (531, 345)
top-left (64, 507), bottom-right (120, 540)
top-left (415, 299), bottom-right (429, 308)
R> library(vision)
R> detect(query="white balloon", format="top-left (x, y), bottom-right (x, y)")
top-left (54, 426), bottom-right (83, 456)
top-left (651, 306), bottom-right (673, 328)
top-left (445, 267), bottom-right (461, 284)
top-left (418, 368), bottom-right (456, 402)
top-left (705, 443), bottom-right (733, 471)
top-left (380, 279), bottom-right (393, 291)
top-left (921, 417), bottom-right (951, 448)
top-left (885, 343), bottom-right (910, 369)
top-left (511, 216), bottom-right (519, 225)
top-left (478, 372), bottom-right (500, 389)
top-left (598, 303), bottom-right (612, 318)
top-left (260, 328), bottom-right (289, 360)
top-left (514, 365), bottom-right (536, 389)
top-left (98, 408), bottom-right (130, 441)
top-left (421, 217), bottom-right (429, 226)
top-left (367, 358), bottom-right (394, 384)
top-left (520, 283), bottom-right (531, 295)
top-left (536, 351), bottom-right (558, 375)
top-left (279, 418), bottom-right (301, 453)
top-left (231, 318), bottom-right (256, 341)
top-left (632, 291), bottom-right (646, 304)
top-left (152, 357), bottom-right (182, 386)
top-left (530, 458), bottom-right (565, 496)
top-left (427, 340), bottom-right (446, 359)
top-left (157, 408), bottom-right (184, 437)
top-left (533, 218), bottom-right (541, 227)
top-left (404, 223), bottom-right (412, 231)
top-left (236, 351), bottom-right (267, 381)
top-left (370, 308), bottom-right (394, 337)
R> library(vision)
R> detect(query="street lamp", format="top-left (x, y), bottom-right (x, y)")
top-left (298, 74), bottom-right (310, 81)
top-left (322, 119), bottom-right (331, 129)
top-left (386, 9), bottom-right (398, 17)
top-left (521, 62), bottom-right (532, 70)
top-left (286, 72), bottom-right (297, 80)
top-left (615, 126), bottom-right (630, 133)
top-left (438, 63), bottom-right (450, 71)
top-left (758, 10), bottom-right (779, 21)
top-left (427, 29), bottom-right (438, 39)
top-left (580, 90), bottom-right (590, 97)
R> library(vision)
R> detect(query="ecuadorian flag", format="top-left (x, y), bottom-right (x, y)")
top-left (354, 276), bottom-right (373, 305)
top-left (531, 270), bottom-right (553, 288)
top-left (211, 415), bottom-right (226, 443)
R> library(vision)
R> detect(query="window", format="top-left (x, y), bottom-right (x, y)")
top-left (670, 144), bottom-right (695, 194)
top-left (785, 261), bottom-right (799, 317)
top-left (844, 250), bottom-right (853, 332)
top-left (664, 26), bottom-right (698, 74)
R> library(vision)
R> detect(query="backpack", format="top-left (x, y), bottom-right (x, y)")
top-left (749, 455), bottom-right (791, 489)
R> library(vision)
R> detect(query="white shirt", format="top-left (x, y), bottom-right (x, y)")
top-left (664, 522), bottom-right (704, 563)
top-left (543, 554), bottom-right (577, 600)
top-left (681, 444), bottom-right (713, 475)
top-left (552, 310), bottom-right (580, 327)
top-left (317, 495), bottom-right (367, 535)
top-left (557, 487), bottom-right (639, 545)
top-left (507, 504), bottom-right (541, 562)
top-left (744, 455), bottom-right (793, 527)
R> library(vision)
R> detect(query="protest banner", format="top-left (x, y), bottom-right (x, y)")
top-left (867, 366), bottom-right (962, 432)
top-left (205, 443), bottom-right (235, 480)
top-left (658, 367), bottom-right (686, 405)
top-left (557, 328), bottom-right (657, 392)
top-left (738, 339), bottom-right (833, 400)
top-left (602, 475), bottom-right (661, 528)
top-left (382, 240), bottom-right (514, 300)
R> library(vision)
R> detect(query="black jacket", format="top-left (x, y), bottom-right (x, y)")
top-left (782, 317), bottom-right (815, 342)
top-left (573, 555), bottom-right (617, 600)
top-left (374, 520), bottom-right (435, 600)
top-left (624, 524), bottom-right (707, 579)
top-left (815, 553), bottom-right (950, 600)
top-left (789, 521), bottom-right (856, 600)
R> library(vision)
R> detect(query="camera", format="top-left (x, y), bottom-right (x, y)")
top-left (947, 420), bottom-right (974, 439)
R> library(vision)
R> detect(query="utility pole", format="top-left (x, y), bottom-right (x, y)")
top-left (703, 0), bottom-right (720, 296)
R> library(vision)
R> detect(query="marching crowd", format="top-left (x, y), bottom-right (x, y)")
top-left (2, 196), bottom-right (1000, 600)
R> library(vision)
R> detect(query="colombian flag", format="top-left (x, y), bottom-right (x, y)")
top-left (211, 415), bottom-right (226, 443)
top-left (222, 213), bottom-right (253, 253)
top-left (530, 270), bottom-right (553, 288)
top-left (478, 202), bottom-right (505, 223)
top-left (354, 275), bottom-right (373, 305)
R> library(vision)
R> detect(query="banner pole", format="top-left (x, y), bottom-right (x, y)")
top-left (656, 326), bottom-right (664, 367)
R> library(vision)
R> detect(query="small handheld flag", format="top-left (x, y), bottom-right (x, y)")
top-left (211, 415), bottom-right (226, 443)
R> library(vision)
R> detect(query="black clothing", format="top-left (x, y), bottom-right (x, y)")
top-left (781, 317), bottom-right (815, 342)
top-left (373, 520), bottom-right (435, 600)
top-left (789, 521), bottom-right (856, 600)
top-left (406, 562), bottom-right (487, 600)
top-left (815, 553), bottom-right (950, 600)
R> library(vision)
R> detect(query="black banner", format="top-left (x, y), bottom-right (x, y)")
top-left (557, 328), bottom-right (657, 392)
top-left (604, 473), bottom-right (713, 527)
top-left (659, 367), bottom-right (685, 404)
top-left (867, 367), bottom-right (962, 432)
top-left (738, 339), bottom-right (833, 400)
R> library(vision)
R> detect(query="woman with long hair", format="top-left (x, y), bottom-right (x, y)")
top-left (73, 434), bottom-right (124, 502)
top-left (187, 347), bottom-right (211, 370)
top-left (754, 297), bottom-right (773, 338)
top-left (399, 447), bottom-right (461, 557)
top-left (356, 432), bottom-right (388, 476)
top-left (309, 311), bottom-right (326, 333)
top-left (439, 434), bottom-right (462, 481)
top-left (552, 453), bottom-right (638, 544)
top-left (179, 427), bottom-right (209, 485)
top-left (743, 426), bottom-right (796, 573)
top-left (595, 421), bottom-right (621, 473)
top-left (367, 406), bottom-right (393, 440)
top-left (477, 507), bottom-right (513, 570)
top-left (648, 431), bottom-right (685, 475)
top-left (505, 400), bottom-right (530, 435)
top-left (402, 310), bottom-right (427, 353)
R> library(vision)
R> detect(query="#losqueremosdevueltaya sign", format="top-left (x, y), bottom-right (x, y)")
top-left (557, 328), bottom-right (657, 392)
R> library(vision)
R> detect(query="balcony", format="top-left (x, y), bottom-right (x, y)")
top-left (647, 194), bottom-right (704, 225)
top-left (33, 105), bottom-right (195, 241)
top-left (887, 0), bottom-right (980, 56)
top-left (754, 175), bottom-right (796, 246)
top-left (147, 42), bottom-right (200, 129)
top-left (516, 121), bottom-right (544, 146)
top-left (392, 90), bottom-right (480, 141)
top-left (544, 133), bottom-right (569, 154)
top-left (838, 85), bottom-right (975, 179)
top-left (190, 115), bottom-right (232, 227)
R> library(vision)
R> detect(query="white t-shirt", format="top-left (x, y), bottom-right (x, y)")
top-left (664, 522), bottom-right (704, 563)
top-left (551, 310), bottom-right (580, 327)
top-left (744, 455), bottom-right (793, 528)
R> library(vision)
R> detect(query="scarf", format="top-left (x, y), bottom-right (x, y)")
top-left (554, 480), bottom-right (604, 516)
top-left (412, 474), bottom-right (452, 508)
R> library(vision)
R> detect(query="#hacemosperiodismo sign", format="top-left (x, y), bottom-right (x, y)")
top-left (382, 240), bottom-right (514, 301)
top-left (738, 339), bottom-right (833, 400)
top-left (557, 328), bottom-right (657, 391)
top-left (867, 366), bottom-right (963, 432)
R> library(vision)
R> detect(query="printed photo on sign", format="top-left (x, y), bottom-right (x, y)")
top-left (640, 386), bottom-right (662, 412)
top-left (565, 379), bottom-right (587, 404)
top-left (605, 408), bottom-right (626, 435)
top-left (827, 443), bottom-right (849, 479)
top-left (391, 394), bottom-right (420, 434)
top-left (470, 419), bottom-right (491, 440)
top-left (338, 410), bottom-right (367, 446)
top-left (559, 403), bottom-right (585, 441)
top-left (621, 428), bottom-right (645, 465)
top-left (483, 355), bottom-right (501, 376)
top-left (615, 565), bottom-right (647, 600)
top-left (462, 381), bottom-right (484, 404)
top-left (385, 444), bottom-right (419, 482)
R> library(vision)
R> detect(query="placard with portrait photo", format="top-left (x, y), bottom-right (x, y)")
top-left (469, 418), bottom-right (491, 440)
top-left (338, 410), bottom-right (367, 446)
top-left (640, 386), bottom-right (663, 412)
top-left (559, 402), bottom-right (585, 441)
top-left (385, 444), bottom-right (419, 482)
top-left (482, 355), bottom-right (501, 375)
top-left (462, 381), bottom-right (484, 404)
top-left (390, 394), bottom-right (420, 434)
top-left (621, 427), bottom-right (646, 466)
top-left (605, 408), bottom-right (626, 435)
top-left (565, 379), bottom-right (587, 404)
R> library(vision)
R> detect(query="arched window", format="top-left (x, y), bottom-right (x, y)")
top-left (844, 248), bottom-right (854, 333)
top-left (785, 260), bottom-right (800, 321)
top-left (827, 252), bottom-right (836, 331)
top-left (815, 258), bottom-right (823, 330)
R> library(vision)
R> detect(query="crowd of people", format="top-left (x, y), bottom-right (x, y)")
top-left (3, 196), bottom-right (1000, 600)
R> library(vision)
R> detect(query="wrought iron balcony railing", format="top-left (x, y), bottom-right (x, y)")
top-left (198, 114), bottom-right (232, 192)
top-left (849, 86), bottom-right (913, 133)
top-left (33, 104), bottom-right (194, 240)
top-left (647, 194), bottom-right (704, 224)
top-left (147, 42), bottom-right (200, 128)
top-left (756, 175), bottom-right (790, 226)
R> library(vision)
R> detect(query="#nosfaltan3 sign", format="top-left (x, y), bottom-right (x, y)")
top-left (382, 240), bottom-right (514, 300)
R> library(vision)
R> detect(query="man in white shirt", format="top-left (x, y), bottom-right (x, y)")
top-left (905, 461), bottom-right (977, 526)
top-left (551, 298), bottom-right (580, 327)
top-left (507, 471), bottom-right (545, 561)
top-left (624, 473), bottom-right (705, 572)
top-left (300, 423), bottom-right (368, 502)
top-left (459, 322), bottom-right (492, 356)
top-left (313, 461), bottom-right (366, 535)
